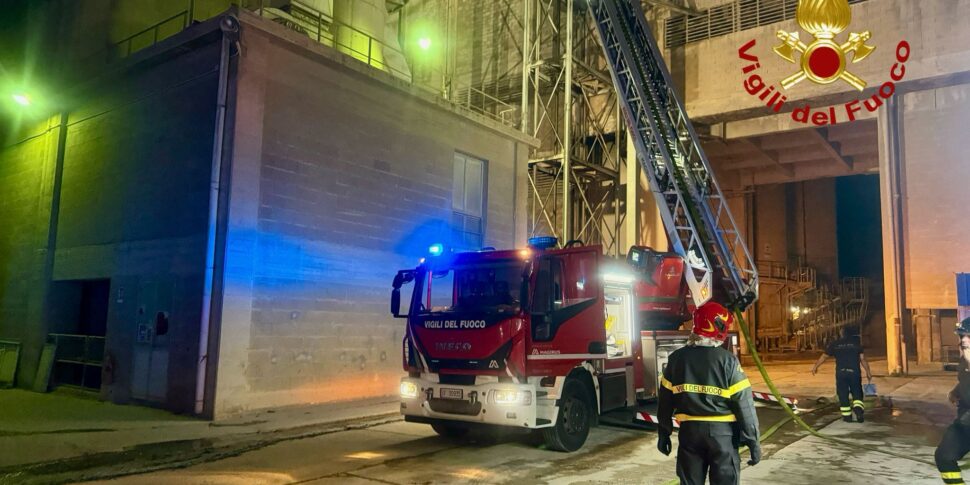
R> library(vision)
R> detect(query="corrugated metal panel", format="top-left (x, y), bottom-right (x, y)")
top-left (664, 0), bottom-right (869, 49)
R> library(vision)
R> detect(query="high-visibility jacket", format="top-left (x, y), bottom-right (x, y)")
top-left (657, 344), bottom-right (760, 445)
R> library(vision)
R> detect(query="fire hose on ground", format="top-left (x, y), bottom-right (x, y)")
top-left (661, 310), bottom-right (936, 485)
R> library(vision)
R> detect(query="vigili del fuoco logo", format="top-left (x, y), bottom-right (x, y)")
top-left (737, 0), bottom-right (910, 126)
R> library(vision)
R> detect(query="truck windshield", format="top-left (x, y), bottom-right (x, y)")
top-left (423, 261), bottom-right (526, 315)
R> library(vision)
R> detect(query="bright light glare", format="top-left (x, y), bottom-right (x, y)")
top-left (493, 389), bottom-right (531, 405)
top-left (418, 37), bottom-right (432, 50)
top-left (12, 94), bottom-right (30, 106)
top-left (429, 243), bottom-right (444, 256)
top-left (400, 381), bottom-right (418, 398)
top-left (602, 272), bottom-right (635, 284)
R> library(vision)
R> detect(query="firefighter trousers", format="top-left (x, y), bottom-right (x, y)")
top-left (836, 370), bottom-right (864, 419)
top-left (676, 422), bottom-right (740, 485)
top-left (935, 419), bottom-right (970, 484)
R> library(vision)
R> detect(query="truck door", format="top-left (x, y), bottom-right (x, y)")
top-left (528, 249), bottom-right (605, 375)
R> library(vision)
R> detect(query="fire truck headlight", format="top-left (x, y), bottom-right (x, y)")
top-left (492, 389), bottom-right (532, 405)
top-left (400, 381), bottom-right (419, 398)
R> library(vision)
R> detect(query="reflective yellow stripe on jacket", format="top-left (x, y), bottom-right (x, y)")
top-left (675, 413), bottom-right (737, 422)
top-left (660, 376), bottom-right (751, 398)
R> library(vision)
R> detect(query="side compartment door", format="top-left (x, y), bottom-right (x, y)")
top-left (601, 283), bottom-right (636, 411)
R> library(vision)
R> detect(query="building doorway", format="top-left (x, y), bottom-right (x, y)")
top-left (48, 279), bottom-right (110, 391)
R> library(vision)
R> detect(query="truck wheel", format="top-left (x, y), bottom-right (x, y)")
top-left (542, 379), bottom-right (592, 452)
top-left (431, 422), bottom-right (470, 439)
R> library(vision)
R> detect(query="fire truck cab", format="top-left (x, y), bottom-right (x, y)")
top-left (392, 238), bottom-right (666, 451)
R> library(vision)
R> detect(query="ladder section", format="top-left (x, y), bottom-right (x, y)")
top-left (588, 0), bottom-right (759, 310)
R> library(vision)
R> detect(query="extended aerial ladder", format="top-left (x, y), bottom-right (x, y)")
top-left (587, 0), bottom-right (759, 312)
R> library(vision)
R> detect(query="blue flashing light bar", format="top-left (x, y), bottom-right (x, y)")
top-left (528, 236), bottom-right (558, 250)
top-left (428, 243), bottom-right (444, 256)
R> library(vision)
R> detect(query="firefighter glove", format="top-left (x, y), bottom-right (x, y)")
top-left (657, 431), bottom-right (672, 456)
top-left (745, 440), bottom-right (762, 466)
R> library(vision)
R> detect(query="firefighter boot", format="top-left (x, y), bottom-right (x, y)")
top-left (853, 400), bottom-right (865, 423)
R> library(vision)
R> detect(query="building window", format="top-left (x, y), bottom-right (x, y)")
top-left (452, 153), bottom-right (486, 249)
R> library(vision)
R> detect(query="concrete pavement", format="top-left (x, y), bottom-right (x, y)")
top-left (0, 358), bottom-right (963, 484)
top-left (0, 389), bottom-right (399, 479)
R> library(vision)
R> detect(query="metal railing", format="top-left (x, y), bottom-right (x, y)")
top-left (787, 277), bottom-right (870, 351)
top-left (754, 261), bottom-right (869, 352)
top-left (664, 0), bottom-right (869, 49)
top-left (114, 10), bottom-right (190, 59)
top-left (48, 333), bottom-right (105, 390)
top-left (246, 0), bottom-right (519, 127)
top-left (756, 260), bottom-right (815, 287)
top-left (81, 1), bottom-right (519, 129)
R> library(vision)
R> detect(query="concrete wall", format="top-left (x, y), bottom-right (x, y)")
top-left (791, 179), bottom-right (839, 284)
top-left (0, 117), bottom-right (62, 390)
top-left (0, 31), bottom-right (220, 413)
top-left (753, 184), bottom-right (787, 333)
top-left (214, 14), bottom-right (534, 416)
top-left (751, 179), bottom-right (839, 333)
top-left (672, 0), bottom-right (970, 123)
top-left (899, 82), bottom-right (970, 309)
top-left (55, 41), bottom-right (219, 413)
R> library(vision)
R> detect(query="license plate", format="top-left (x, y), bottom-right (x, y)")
top-left (439, 388), bottom-right (463, 400)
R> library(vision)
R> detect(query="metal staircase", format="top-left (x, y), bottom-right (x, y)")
top-left (587, 0), bottom-right (758, 311)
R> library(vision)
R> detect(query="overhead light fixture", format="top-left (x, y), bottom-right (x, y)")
top-left (418, 37), bottom-right (432, 50)
top-left (12, 93), bottom-right (30, 106)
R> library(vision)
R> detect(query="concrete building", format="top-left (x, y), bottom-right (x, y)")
top-left (666, 0), bottom-right (970, 372)
top-left (0, 1), bottom-right (534, 417)
top-left (2, 0), bottom-right (968, 418)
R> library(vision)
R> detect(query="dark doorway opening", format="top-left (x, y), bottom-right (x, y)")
top-left (836, 175), bottom-right (883, 279)
top-left (48, 279), bottom-right (110, 391)
top-left (836, 175), bottom-right (885, 354)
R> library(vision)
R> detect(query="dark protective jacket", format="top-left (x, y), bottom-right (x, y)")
top-left (825, 336), bottom-right (863, 374)
top-left (956, 362), bottom-right (970, 423)
top-left (657, 344), bottom-right (760, 444)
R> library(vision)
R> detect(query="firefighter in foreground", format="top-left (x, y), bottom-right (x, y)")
top-left (810, 326), bottom-right (872, 422)
top-left (935, 318), bottom-right (970, 484)
top-left (657, 302), bottom-right (761, 485)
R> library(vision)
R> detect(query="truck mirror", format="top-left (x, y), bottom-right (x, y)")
top-left (391, 288), bottom-right (402, 317)
top-left (627, 247), bottom-right (645, 270)
top-left (519, 279), bottom-right (530, 310)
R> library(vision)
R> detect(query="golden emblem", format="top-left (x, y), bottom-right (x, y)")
top-left (773, 0), bottom-right (875, 91)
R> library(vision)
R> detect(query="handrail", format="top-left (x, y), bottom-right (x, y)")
top-left (114, 10), bottom-right (190, 59)
top-left (86, 1), bottom-right (519, 128)
top-left (46, 333), bottom-right (106, 390)
top-left (251, 0), bottom-right (518, 127)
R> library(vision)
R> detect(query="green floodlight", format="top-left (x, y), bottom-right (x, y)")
top-left (12, 93), bottom-right (30, 106)
top-left (418, 37), bottom-right (432, 50)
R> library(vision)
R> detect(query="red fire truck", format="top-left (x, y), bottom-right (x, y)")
top-left (393, 238), bottom-right (709, 451)
top-left (391, 0), bottom-right (759, 452)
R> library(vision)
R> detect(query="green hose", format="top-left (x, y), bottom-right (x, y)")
top-left (731, 309), bottom-right (936, 467)
top-left (660, 309), bottom-right (936, 485)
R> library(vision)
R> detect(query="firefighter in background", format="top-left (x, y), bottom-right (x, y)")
top-left (810, 326), bottom-right (872, 422)
top-left (657, 302), bottom-right (761, 485)
top-left (935, 318), bottom-right (970, 484)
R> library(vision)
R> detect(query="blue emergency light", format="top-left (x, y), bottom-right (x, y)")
top-left (428, 243), bottom-right (444, 256)
top-left (528, 236), bottom-right (558, 250)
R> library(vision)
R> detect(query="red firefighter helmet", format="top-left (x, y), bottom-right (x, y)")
top-left (692, 302), bottom-right (733, 341)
